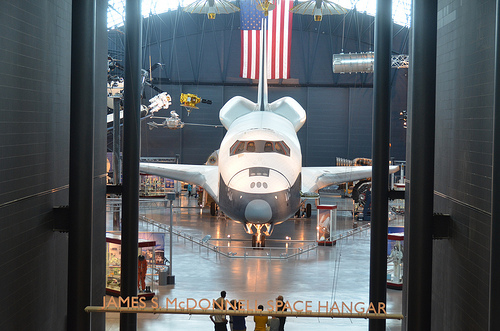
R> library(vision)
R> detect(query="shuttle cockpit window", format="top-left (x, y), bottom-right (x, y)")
top-left (229, 140), bottom-right (290, 156)
top-left (246, 141), bottom-right (256, 152)
top-left (230, 141), bottom-right (246, 155)
top-left (275, 141), bottom-right (290, 156)
top-left (264, 141), bottom-right (273, 152)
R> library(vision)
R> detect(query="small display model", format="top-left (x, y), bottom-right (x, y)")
top-left (387, 233), bottom-right (404, 290)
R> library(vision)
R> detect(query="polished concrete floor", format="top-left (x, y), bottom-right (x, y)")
top-left (104, 193), bottom-right (404, 330)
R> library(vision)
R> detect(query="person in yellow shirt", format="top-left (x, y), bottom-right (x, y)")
top-left (253, 305), bottom-right (268, 331)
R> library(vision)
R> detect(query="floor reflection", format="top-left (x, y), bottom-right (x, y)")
top-left (105, 193), bottom-right (403, 331)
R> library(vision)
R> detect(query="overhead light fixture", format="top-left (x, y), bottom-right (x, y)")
top-left (183, 0), bottom-right (240, 20)
top-left (291, 0), bottom-right (348, 22)
top-left (256, 0), bottom-right (276, 17)
top-left (400, 110), bottom-right (407, 129)
top-left (208, 7), bottom-right (216, 19)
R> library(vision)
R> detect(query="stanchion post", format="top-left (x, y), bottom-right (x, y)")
top-left (167, 192), bottom-right (176, 284)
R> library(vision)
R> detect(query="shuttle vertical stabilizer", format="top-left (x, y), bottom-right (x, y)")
top-left (257, 18), bottom-right (268, 112)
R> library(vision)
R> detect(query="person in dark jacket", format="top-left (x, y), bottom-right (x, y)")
top-left (231, 300), bottom-right (247, 331)
top-left (276, 295), bottom-right (287, 331)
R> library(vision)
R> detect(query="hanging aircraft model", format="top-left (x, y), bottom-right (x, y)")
top-left (140, 17), bottom-right (398, 246)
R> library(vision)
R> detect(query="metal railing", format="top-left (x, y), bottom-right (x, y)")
top-left (330, 222), bottom-right (372, 241)
top-left (213, 242), bottom-right (318, 259)
top-left (139, 215), bottom-right (318, 259)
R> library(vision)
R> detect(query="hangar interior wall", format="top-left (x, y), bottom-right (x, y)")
top-left (113, 8), bottom-right (408, 164)
top-left (141, 83), bottom-right (407, 165)
top-left (432, 0), bottom-right (494, 329)
top-left (0, 1), bottom-right (72, 329)
top-left (0, 1), bottom-right (108, 330)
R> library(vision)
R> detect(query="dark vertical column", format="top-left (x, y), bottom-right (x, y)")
top-left (68, 0), bottom-right (95, 330)
top-left (369, 1), bottom-right (391, 330)
top-left (91, 1), bottom-right (108, 329)
top-left (490, 1), bottom-right (500, 329)
top-left (113, 97), bottom-right (121, 186)
top-left (120, 0), bottom-right (142, 329)
top-left (113, 97), bottom-right (121, 231)
top-left (405, 0), bottom-right (437, 330)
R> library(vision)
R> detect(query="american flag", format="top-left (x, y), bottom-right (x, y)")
top-left (240, 0), bottom-right (293, 79)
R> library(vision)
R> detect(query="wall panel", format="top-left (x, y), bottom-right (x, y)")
top-left (431, 0), bottom-right (494, 329)
top-left (0, 1), bottom-right (72, 329)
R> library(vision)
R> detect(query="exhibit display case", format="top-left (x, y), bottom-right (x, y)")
top-left (139, 174), bottom-right (174, 197)
top-left (387, 232), bottom-right (404, 290)
top-left (106, 233), bottom-right (157, 299)
top-left (316, 205), bottom-right (337, 245)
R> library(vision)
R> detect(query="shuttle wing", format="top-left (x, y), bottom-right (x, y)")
top-left (301, 165), bottom-right (399, 193)
top-left (140, 163), bottom-right (219, 201)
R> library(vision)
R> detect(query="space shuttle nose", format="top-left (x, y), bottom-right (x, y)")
top-left (245, 199), bottom-right (272, 223)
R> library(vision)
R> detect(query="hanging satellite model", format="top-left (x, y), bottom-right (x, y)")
top-left (147, 93), bottom-right (219, 130)
top-left (147, 110), bottom-right (222, 131)
top-left (148, 111), bottom-right (185, 130)
top-left (180, 93), bottom-right (213, 114)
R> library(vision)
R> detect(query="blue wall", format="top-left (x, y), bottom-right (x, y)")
top-left (109, 8), bottom-right (409, 164)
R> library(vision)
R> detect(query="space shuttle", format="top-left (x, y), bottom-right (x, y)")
top-left (140, 18), bottom-right (398, 242)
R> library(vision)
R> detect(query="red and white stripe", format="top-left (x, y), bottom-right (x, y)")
top-left (240, 0), bottom-right (293, 80)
